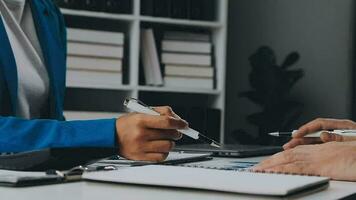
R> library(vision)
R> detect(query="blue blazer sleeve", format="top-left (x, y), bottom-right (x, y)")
top-left (0, 117), bottom-right (117, 153)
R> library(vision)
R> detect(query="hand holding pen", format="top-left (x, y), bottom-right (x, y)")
top-left (271, 118), bottom-right (356, 150)
top-left (124, 98), bottom-right (221, 148)
top-left (116, 104), bottom-right (188, 162)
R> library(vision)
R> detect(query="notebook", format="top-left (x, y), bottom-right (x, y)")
top-left (96, 152), bottom-right (212, 166)
top-left (83, 165), bottom-right (329, 197)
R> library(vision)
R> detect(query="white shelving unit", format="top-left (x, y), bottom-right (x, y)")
top-left (62, 0), bottom-right (229, 143)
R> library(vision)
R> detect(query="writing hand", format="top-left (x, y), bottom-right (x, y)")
top-left (115, 106), bottom-right (188, 161)
top-left (283, 118), bottom-right (356, 150)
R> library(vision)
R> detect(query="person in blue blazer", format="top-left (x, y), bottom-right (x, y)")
top-left (0, 0), bottom-right (186, 161)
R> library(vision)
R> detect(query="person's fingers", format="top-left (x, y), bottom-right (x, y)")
top-left (320, 132), bottom-right (356, 142)
top-left (294, 118), bottom-right (356, 138)
top-left (136, 114), bottom-right (188, 130)
top-left (262, 162), bottom-right (316, 176)
top-left (253, 149), bottom-right (302, 170)
top-left (143, 140), bottom-right (175, 153)
top-left (283, 138), bottom-right (321, 150)
top-left (153, 106), bottom-right (182, 119)
top-left (144, 153), bottom-right (169, 162)
top-left (145, 129), bottom-right (182, 141)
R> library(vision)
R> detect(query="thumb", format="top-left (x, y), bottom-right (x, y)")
top-left (320, 132), bottom-right (356, 142)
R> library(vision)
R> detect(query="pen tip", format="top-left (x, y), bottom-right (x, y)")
top-left (268, 132), bottom-right (278, 137)
top-left (210, 142), bottom-right (221, 148)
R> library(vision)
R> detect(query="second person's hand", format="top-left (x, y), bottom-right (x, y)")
top-left (283, 118), bottom-right (356, 150)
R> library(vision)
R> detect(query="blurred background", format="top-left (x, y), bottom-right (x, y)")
top-left (54, 0), bottom-right (356, 145)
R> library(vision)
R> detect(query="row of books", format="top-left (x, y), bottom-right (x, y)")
top-left (54, 0), bottom-right (216, 21)
top-left (141, 0), bottom-right (216, 21)
top-left (141, 29), bottom-right (215, 89)
top-left (54, 0), bottom-right (132, 14)
top-left (66, 28), bottom-right (125, 88)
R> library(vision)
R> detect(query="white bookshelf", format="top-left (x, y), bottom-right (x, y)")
top-left (62, 0), bottom-right (229, 143)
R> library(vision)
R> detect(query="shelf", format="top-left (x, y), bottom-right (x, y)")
top-left (140, 16), bottom-right (222, 28)
top-left (60, 8), bottom-right (136, 21)
top-left (66, 84), bottom-right (134, 91)
top-left (138, 86), bottom-right (221, 95)
top-left (60, 9), bottom-right (221, 28)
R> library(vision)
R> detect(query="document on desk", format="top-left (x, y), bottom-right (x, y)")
top-left (0, 170), bottom-right (62, 187)
top-left (83, 165), bottom-right (329, 197)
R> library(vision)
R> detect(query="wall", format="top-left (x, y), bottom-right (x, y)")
top-left (225, 0), bottom-right (355, 142)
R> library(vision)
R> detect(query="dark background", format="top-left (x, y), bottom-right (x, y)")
top-left (225, 0), bottom-right (356, 141)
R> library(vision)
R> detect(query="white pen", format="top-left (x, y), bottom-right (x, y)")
top-left (123, 98), bottom-right (222, 148)
top-left (269, 130), bottom-right (356, 138)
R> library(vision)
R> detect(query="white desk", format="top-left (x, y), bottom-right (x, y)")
top-left (0, 157), bottom-right (355, 200)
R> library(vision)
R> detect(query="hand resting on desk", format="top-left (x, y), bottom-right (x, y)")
top-left (254, 118), bottom-right (356, 181)
top-left (253, 141), bottom-right (356, 181)
top-left (116, 106), bottom-right (187, 162)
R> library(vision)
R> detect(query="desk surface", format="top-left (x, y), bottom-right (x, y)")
top-left (0, 157), bottom-right (355, 200)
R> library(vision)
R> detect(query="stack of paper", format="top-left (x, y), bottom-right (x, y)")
top-left (66, 28), bottom-right (125, 88)
top-left (161, 31), bottom-right (215, 89)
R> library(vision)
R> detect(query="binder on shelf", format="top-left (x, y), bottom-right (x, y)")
top-left (141, 0), bottom-right (154, 16)
top-left (141, 29), bottom-right (164, 86)
top-left (171, 0), bottom-right (189, 19)
top-left (153, 0), bottom-right (171, 17)
top-left (104, 0), bottom-right (132, 14)
top-left (189, 0), bottom-right (216, 21)
top-left (79, 0), bottom-right (104, 12)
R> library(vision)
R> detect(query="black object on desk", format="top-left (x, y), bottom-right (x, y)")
top-left (174, 144), bottom-right (282, 158)
top-left (0, 147), bottom-right (117, 171)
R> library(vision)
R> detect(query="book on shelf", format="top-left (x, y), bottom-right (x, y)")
top-left (162, 52), bottom-right (211, 66)
top-left (55, 0), bottom-right (132, 14)
top-left (164, 65), bottom-right (214, 78)
top-left (189, 0), bottom-right (216, 21)
top-left (141, 0), bottom-right (154, 16)
top-left (67, 28), bottom-right (124, 46)
top-left (139, 0), bottom-right (217, 21)
top-left (171, 0), bottom-right (189, 19)
top-left (162, 40), bottom-right (212, 54)
top-left (164, 76), bottom-right (214, 89)
top-left (67, 56), bottom-right (122, 72)
top-left (79, 0), bottom-right (104, 12)
top-left (104, 0), bottom-right (132, 14)
top-left (66, 70), bottom-right (122, 88)
top-left (141, 29), bottom-right (163, 86)
top-left (153, 0), bottom-right (171, 17)
top-left (163, 31), bottom-right (211, 42)
top-left (67, 42), bottom-right (124, 59)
